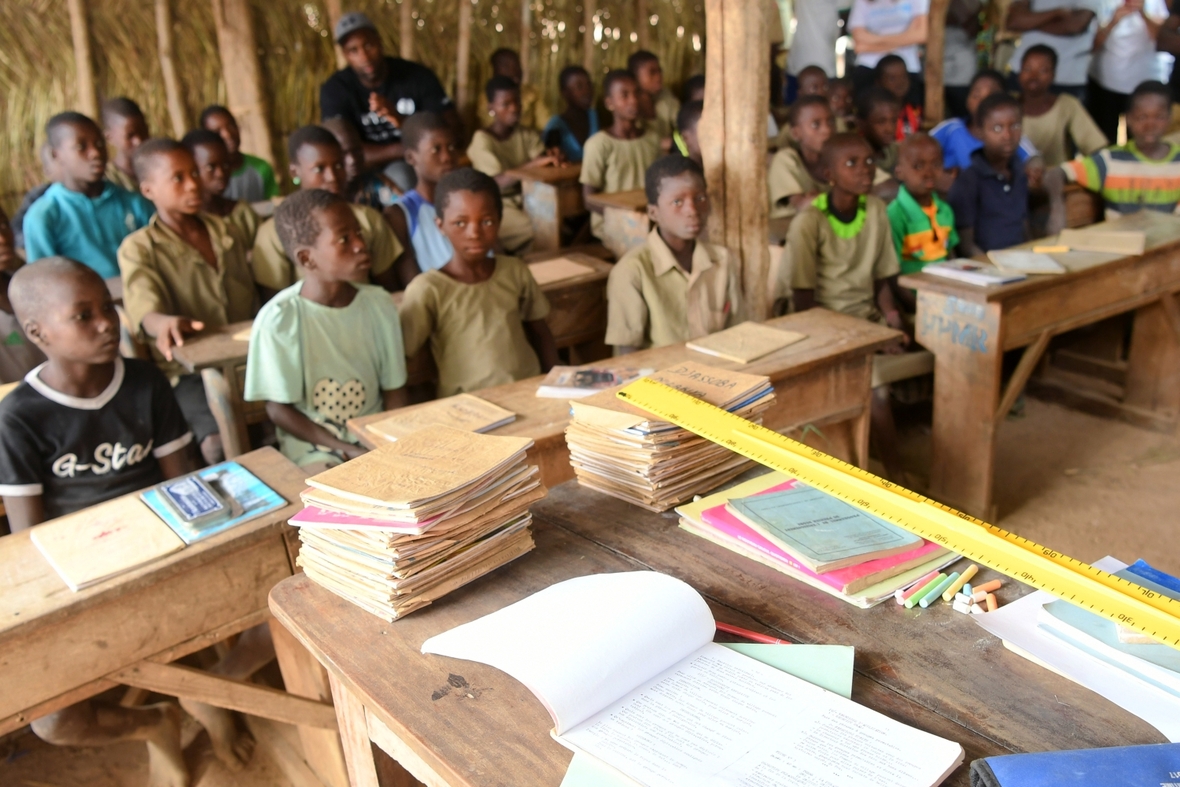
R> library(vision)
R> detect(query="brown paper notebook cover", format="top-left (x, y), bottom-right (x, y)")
top-left (528, 258), bottom-right (596, 286)
top-left (686, 321), bottom-right (806, 364)
top-left (1058, 228), bottom-right (1146, 256)
top-left (365, 394), bottom-right (516, 442)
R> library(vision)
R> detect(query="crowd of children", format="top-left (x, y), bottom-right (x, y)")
top-left (5, 8), bottom-right (1180, 775)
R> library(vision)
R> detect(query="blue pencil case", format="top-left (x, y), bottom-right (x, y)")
top-left (970, 743), bottom-right (1180, 787)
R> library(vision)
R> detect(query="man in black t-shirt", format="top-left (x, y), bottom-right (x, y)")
top-left (320, 12), bottom-right (463, 188)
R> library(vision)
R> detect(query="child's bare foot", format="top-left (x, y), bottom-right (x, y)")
top-left (179, 699), bottom-right (253, 771)
top-left (143, 702), bottom-right (188, 787)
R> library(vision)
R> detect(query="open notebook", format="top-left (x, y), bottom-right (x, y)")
top-left (423, 572), bottom-right (963, 787)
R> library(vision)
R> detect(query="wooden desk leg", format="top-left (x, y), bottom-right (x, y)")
top-left (851, 356), bottom-right (874, 470)
top-left (522, 181), bottom-right (561, 253)
top-left (270, 619), bottom-right (351, 787)
top-left (223, 361), bottom-right (253, 452)
top-left (327, 673), bottom-right (384, 787)
top-left (1123, 294), bottom-right (1180, 425)
top-left (916, 292), bottom-right (1003, 520)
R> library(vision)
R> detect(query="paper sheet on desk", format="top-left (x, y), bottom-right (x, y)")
top-left (972, 556), bottom-right (1180, 742)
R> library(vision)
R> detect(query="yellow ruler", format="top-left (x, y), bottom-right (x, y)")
top-left (617, 378), bottom-right (1180, 648)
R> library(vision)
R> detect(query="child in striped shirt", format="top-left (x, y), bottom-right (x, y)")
top-left (1047, 81), bottom-right (1180, 234)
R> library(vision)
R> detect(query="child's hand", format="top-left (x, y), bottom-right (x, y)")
top-left (340, 443), bottom-right (368, 461)
top-left (531, 153), bottom-right (561, 168)
top-left (883, 310), bottom-right (911, 351)
top-left (155, 317), bottom-right (204, 361)
top-left (369, 93), bottom-right (400, 127)
top-left (547, 147), bottom-right (567, 165)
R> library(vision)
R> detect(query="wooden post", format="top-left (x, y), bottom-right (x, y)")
top-left (456, 0), bottom-right (474, 114)
top-left (66, 0), bottom-right (99, 120)
top-left (925, 0), bottom-right (951, 125)
top-left (636, 0), bottom-right (650, 49)
top-left (210, 0), bottom-right (275, 165)
top-left (156, 0), bottom-right (188, 138)
top-left (400, 0), bottom-right (415, 61)
top-left (324, 0), bottom-right (346, 70)
top-left (520, 0), bottom-right (532, 86)
top-left (584, 0), bottom-right (596, 74)
top-left (701, 0), bottom-right (771, 321)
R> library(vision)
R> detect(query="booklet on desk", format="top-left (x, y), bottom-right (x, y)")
top-left (422, 572), bottom-right (963, 787)
top-left (969, 743), bottom-right (1180, 787)
top-left (922, 260), bottom-right (1027, 286)
top-left (141, 461), bottom-right (286, 545)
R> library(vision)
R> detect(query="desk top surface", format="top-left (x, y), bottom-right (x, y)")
top-left (269, 478), bottom-right (1163, 787)
top-left (171, 319), bottom-right (254, 372)
top-left (349, 309), bottom-right (901, 448)
top-left (899, 211), bottom-right (1180, 302)
top-left (0, 448), bottom-right (304, 639)
top-left (510, 162), bottom-right (582, 184)
top-left (584, 189), bottom-right (647, 212)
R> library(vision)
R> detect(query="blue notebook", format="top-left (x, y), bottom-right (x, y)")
top-left (141, 462), bottom-right (286, 544)
top-left (969, 743), bottom-right (1180, 786)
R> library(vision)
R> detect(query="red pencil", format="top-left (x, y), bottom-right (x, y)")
top-left (716, 621), bottom-right (791, 645)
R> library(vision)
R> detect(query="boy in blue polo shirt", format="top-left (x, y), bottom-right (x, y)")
top-left (23, 112), bottom-right (154, 279)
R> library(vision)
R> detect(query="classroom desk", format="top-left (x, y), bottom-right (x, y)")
top-left (171, 319), bottom-right (259, 451)
top-left (0, 448), bottom-right (350, 787)
top-left (269, 479), bottom-right (1164, 787)
top-left (584, 188), bottom-right (649, 259)
top-left (349, 309), bottom-right (902, 486)
top-left (899, 210), bottom-right (1180, 520)
top-left (513, 163), bottom-right (584, 253)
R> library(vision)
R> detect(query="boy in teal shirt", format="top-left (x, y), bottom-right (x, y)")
top-left (887, 134), bottom-right (958, 281)
top-left (245, 189), bottom-right (408, 469)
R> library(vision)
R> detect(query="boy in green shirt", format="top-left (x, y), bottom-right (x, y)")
top-left (199, 105), bottom-right (279, 203)
top-left (887, 134), bottom-right (959, 280)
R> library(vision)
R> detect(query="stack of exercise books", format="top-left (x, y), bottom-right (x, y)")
top-left (291, 426), bottom-right (544, 621)
top-left (564, 361), bottom-right (774, 512)
top-left (676, 472), bottom-right (957, 607)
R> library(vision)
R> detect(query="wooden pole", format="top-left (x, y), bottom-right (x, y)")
top-left (520, 0), bottom-right (532, 86)
top-left (66, 0), bottom-right (99, 120)
top-left (210, 0), bottom-right (275, 165)
top-left (701, 0), bottom-right (771, 321)
top-left (456, 0), bottom-right (474, 115)
top-left (400, 0), bottom-right (415, 61)
top-left (584, 0), bottom-right (596, 74)
top-left (324, 0), bottom-right (346, 70)
top-left (636, 0), bottom-right (650, 50)
top-left (925, 0), bottom-right (951, 125)
top-left (156, 0), bottom-right (188, 137)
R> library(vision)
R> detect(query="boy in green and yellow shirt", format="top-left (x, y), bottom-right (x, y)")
top-left (886, 134), bottom-right (958, 280)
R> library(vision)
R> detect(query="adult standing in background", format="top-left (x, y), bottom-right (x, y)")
top-left (848, 0), bottom-right (930, 103)
top-left (943, 0), bottom-right (983, 120)
top-left (1087, 0), bottom-right (1172, 143)
top-left (1006, 0), bottom-right (1099, 102)
top-left (785, 0), bottom-right (850, 98)
top-left (319, 12), bottom-right (463, 190)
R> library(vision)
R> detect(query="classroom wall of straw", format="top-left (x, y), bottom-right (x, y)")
top-left (0, 0), bottom-right (705, 215)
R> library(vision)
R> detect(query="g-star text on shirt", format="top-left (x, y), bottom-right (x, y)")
top-left (52, 440), bottom-right (155, 478)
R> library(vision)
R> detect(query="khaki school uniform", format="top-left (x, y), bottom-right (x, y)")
top-left (768, 147), bottom-right (827, 219)
top-left (606, 228), bottom-right (741, 350)
top-left (399, 255), bottom-right (551, 397)
top-left (788, 194), bottom-right (899, 322)
top-left (226, 200), bottom-right (261, 248)
top-left (652, 89), bottom-right (681, 141)
top-left (579, 128), bottom-right (661, 239)
top-left (105, 161), bottom-right (138, 194)
top-left (1023, 94), bottom-right (1108, 168)
top-left (476, 83), bottom-right (550, 132)
top-left (467, 127), bottom-right (545, 253)
top-left (120, 213), bottom-right (259, 376)
top-left (252, 203), bottom-right (402, 292)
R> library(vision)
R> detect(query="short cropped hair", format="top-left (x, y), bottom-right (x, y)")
top-left (875, 54), bottom-right (907, 78)
top-left (401, 111), bottom-right (451, 152)
top-left (788, 95), bottom-right (832, 126)
top-left (274, 188), bottom-right (346, 261)
top-left (856, 87), bottom-right (901, 120)
top-left (132, 138), bottom-right (187, 182)
top-left (1022, 43), bottom-right (1058, 71)
top-left (46, 112), bottom-right (99, 149)
top-left (9, 256), bottom-right (102, 327)
top-left (627, 50), bottom-right (660, 74)
top-left (559, 64), bottom-right (590, 92)
top-left (677, 99), bottom-right (704, 133)
top-left (101, 97), bottom-right (145, 126)
top-left (603, 69), bottom-right (638, 98)
top-left (286, 125), bottom-right (340, 163)
top-left (798, 65), bottom-right (828, 83)
top-left (681, 74), bottom-right (706, 103)
top-left (968, 68), bottom-right (1006, 94)
top-left (180, 128), bottom-right (226, 154)
top-left (644, 155), bottom-right (704, 205)
top-left (1130, 79), bottom-right (1173, 111)
top-left (434, 167), bottom-right (503, 220)
top-left (485, 75), bottom-right (520, 104)
top-left (974, 92), bottom-right (1021, 128)
top-left (199, 105), bottom-right (234, 127)
top-left (821, 132), bottom-right (872, 168)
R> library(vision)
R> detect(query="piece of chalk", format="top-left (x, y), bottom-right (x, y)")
top-left (942, 565), bottom-right (979, 602)
top-left (897, 570), bottom-right (941, 605)
top-left (970, 604), bottom-right (985, 615)
top-left (971, 590), bottom-right (989, 602)
top-left (962, 583), bottom-right (972, 597)
top-left (986, 593), bottom-right (998, 612)
top-left (953, 599), bottom-right (972, 614)
top-left (974, 579), bottom-right (1003, 594)
top-left (905, 574), bottom-right (947, 609)
top-left (920, 572), bottom-right (959, 608)
top-left (1033, 245), bottom-right (1070, 254)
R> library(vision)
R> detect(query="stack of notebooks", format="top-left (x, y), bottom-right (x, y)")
top-left (564, 361), bottom-right (775, 511)
top-left (677, 472), bottom-right (957, 607)
top-left (292, 426), bottom-right (545, 620)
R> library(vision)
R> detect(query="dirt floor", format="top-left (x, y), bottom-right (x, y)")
top-left (4, 397), bottom-right (1178, 787)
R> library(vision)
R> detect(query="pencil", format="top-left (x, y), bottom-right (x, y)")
top-left (716, 622), bottom-right (791, 645)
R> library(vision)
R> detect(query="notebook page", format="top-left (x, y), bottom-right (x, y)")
top-left (422, 572), bottom-right (715, 734)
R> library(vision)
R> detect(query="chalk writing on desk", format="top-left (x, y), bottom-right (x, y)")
top-left (942, 296), bottom-right (986, 321)
top-left (921, 312), bottom-right (989, 354)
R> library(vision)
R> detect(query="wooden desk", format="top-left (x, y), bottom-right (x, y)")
top-left (513, 163), bottom-right (584, 253)
top-left (269, 481), bottom-right (1163, 787)
top-left (585, 189), bottom-right (649, 259)
top-left (171, 320), bottom-right (259, 451)
top-left (899, 211), bottom-right (1180, 520)
top-left (0, 448), bottom-right (349, 787)
top-left (349, 310), bottom-right (901, 486)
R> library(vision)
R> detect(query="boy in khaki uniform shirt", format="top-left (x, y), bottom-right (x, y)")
top-left (120, 139), bottom-right (259, 465)
top-left (629, 51), bottom-right (681, 145)
top-left (607, 157), bottom-right (741, 352)
top-left (102, 98), bottom-right (148, 194)
top-left (475, 48), bottom-right (550, 131)
top-left (581, 70), bottom-right (662, 240)
top-left (252, 126), bottom-right (403, 297)
top-left (468, 76), bottom-right (563, 253)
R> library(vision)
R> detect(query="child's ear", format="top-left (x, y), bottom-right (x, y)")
top-left (434, 215), bottom-right (444, 231)
top-left (646, 203), bottom-right (660, 224)
top-left (404, 148), bottom-right (419, 168)
top-left (294, 247), bottom-right (314, 270)
top-left (23, 319), bottom-right (46, 349)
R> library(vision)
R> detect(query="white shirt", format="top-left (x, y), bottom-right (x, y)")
top-left (1009, 0), bottom-right (1101, 87)
top-left (788, 0), bottom-right (844, 76)
top-left (944, 27), bottom-right (978, 87)
top-left (1090, 0), bottom-right (1173, 94)
top-left (848, 0), bottom-right (931, 72)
